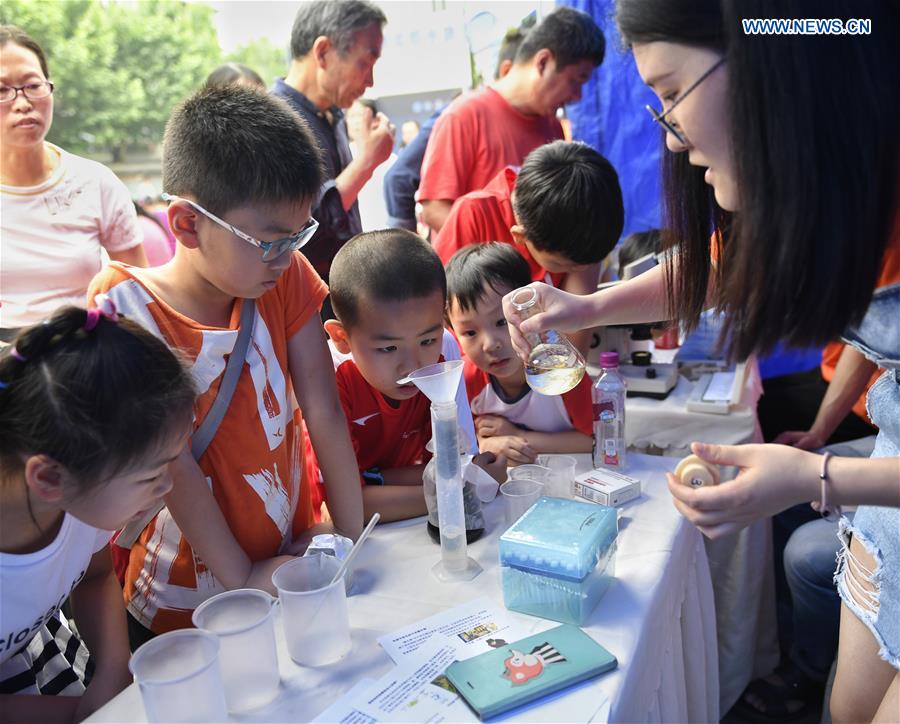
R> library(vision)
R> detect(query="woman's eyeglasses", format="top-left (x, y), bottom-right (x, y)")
top-left (645, 59), bottom-right (725, 145)
top-left (0, 81), bottom-right (54, 104)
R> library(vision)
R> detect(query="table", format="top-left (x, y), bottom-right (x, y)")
top-left (588, 329), bottom-right (776, 711)
top-left (625, 359), bottom-right (778, 713)
top-left (90, 454), bottom-right (718, 723)
top-left (589, 353), bottom-right (777, 713)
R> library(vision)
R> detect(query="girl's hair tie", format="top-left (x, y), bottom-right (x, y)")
top-left (84, 294), bottom-right (121, 331)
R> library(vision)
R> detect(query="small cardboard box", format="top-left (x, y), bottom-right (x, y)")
top-left (574, 468), bottom-right (641, 508)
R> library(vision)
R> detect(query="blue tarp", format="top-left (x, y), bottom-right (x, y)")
top-left (561, 0), bottom-right (662, 241)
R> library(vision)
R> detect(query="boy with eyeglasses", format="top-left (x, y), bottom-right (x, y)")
top-left (88, 85), bottom-right (365, 647)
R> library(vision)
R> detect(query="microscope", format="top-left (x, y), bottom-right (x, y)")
top-left (589, 253), bottom-right (679, 400)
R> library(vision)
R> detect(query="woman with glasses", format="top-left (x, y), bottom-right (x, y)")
top-left (503, 1), bottom-right (899, 721)
top-left (0, 25), bottom-right (146, 340)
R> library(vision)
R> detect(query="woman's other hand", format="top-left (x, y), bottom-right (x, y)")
top-left (667, 441), bottom-right (819, 539)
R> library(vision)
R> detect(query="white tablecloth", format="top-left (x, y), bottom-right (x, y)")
top-left (620, 359), bottom-right (779, 713)
top-left (89, 454), bottom-right (718, 723)
top-left (586, 343), bottom-right (775, 712)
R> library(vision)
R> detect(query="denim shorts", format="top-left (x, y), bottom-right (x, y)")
top-left (834, 282), bottom-right (900, 670)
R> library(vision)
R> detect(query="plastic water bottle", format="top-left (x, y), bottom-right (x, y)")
top-left (592, 351), bottom-right (626, 470)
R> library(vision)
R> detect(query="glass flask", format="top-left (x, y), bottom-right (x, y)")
top-left (510, 286), bottom-right (586, 395)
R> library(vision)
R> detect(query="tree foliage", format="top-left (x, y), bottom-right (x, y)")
top-left (1, 0), bottom-right (222, 159)
top-left (226, 37), bottom-right (289, 89)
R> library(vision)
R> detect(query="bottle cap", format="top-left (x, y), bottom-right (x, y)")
top-left (599, 351), bottom-right (620, 368)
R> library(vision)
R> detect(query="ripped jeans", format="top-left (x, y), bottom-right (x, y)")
top-left (835, 507), bottom-right (900, 670)
top-left (833, 372), bottom-right (900, 670)
top-left (834, 280), bottom-right (900, 670)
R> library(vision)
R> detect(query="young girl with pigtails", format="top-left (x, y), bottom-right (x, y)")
top-left (0, 297), bottom-right (195, 721)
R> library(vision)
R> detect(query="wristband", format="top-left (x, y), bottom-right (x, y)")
top-left (362, 467), bottom-right (385, 486)
top-left (812, 452), bottom-right (841, 521)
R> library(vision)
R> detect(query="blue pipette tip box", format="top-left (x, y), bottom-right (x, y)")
top-left (499, 497), bottom-right (617, 625)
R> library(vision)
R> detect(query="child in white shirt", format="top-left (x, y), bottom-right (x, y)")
top-left (445, 243), bottom-right (593, 465)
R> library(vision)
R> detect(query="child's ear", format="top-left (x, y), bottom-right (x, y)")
top-left (323, 319), bottom-right (352, 354)
top-left (167, 201), bottom-right (202, 250)
top-left (510, 224), bottom-right (529, 248)
top-left (24, 455), bottom-right (69, 505)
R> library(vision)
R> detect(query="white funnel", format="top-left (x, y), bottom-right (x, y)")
top-left (401, 360), bottom-right (463, 404)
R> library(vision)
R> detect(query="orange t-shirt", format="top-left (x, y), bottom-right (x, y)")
top-left (821, 218), bottom-right (900, 421)
top-left (88, 253), bottom-right (327, 633)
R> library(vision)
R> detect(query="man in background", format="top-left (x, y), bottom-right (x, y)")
top-left (383, 25), bottom-right (530, 232)
top-left (346, 98), bottom-right (396, 231)
top-left (272, 0), bottom-right (394, 303)
top-left (417, 7), bottom-right (605, 233)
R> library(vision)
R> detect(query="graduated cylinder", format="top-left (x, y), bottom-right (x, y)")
top-left (431, 400), bottom-right (468, 572)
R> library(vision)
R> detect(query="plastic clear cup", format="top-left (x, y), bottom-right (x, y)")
top-left (191, 588), bottom-right (280, 713)
top-left (509, 465), bottom-right (554, 498)
top-left (271, 554), bottom-right (351, 667)
top-left (500, 479), bottom-right (544, 527)
top-left (508, 464), bottom-right (551, 484)
top-left (541, 455), bottom-right (577, 498)
top-left (129, 629), bottom-right (227, 723)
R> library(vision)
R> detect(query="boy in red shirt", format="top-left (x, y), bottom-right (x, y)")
top-left (319, 229), bottom-right (504, 521)
top-left (445, 243), bottom-right (593, 464)
top-left (434, 141), bottom-right (624, 353)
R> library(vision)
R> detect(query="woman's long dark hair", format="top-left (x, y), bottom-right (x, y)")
top-left (618, 0), bottom-right (899, 360)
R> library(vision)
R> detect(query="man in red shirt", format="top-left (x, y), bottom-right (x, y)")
top-left (418, 7), bottom-right (605, 233)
